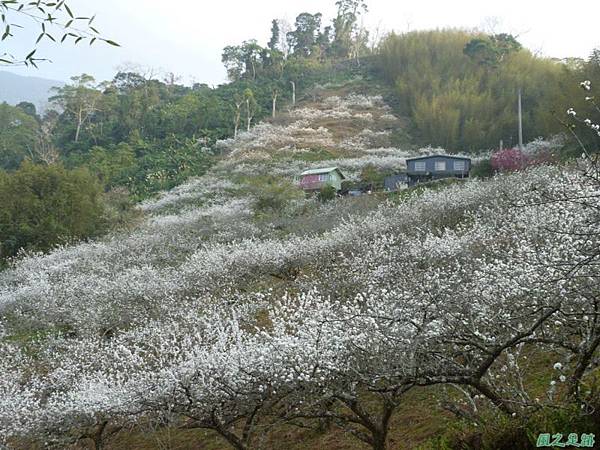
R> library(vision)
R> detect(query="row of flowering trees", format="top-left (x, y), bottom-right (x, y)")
top-left (1, 160), bottom-right (600, 449)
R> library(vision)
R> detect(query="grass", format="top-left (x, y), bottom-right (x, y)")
top-left (104, 386), bottom-right (452, 450)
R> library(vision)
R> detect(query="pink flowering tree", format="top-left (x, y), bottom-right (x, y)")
top-left (491, 147), bottom-right (529, 172)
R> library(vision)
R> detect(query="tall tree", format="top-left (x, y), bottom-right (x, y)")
top-left (287, 12), bottom-right (322, 57)
top-left (35, 111), bottom-right (60, 166)
top-left (241, 40), bottom-right (263, 80)
top-left (222, 45), bottom-right (246, 81)
top-left (232, 92), bottom-right (244, 138)
top-left (50, 74), bottom-right (101, 144)
top-left (277, 19), bottom-right (293, 58)
top-left (222, 42), bottom-right (265, 81)
top-left (463, 33), bottom-right (522, 67)
top-left (268, 19), bottom-right (280, 51)
top-left (331, 0), bottom-right (368, 58)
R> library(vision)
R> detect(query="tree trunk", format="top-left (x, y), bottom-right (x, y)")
top-left (233, 101), bottom-right (243, 138)
top-left (339, 394), bottom-right (395, 450)
top-left (372, 432), bottom-right (388, 450)
top-left (570, 331), bottom-right (600, 398)
top-left (75, 110), bottom-right (83, 143)
top-left (372, 400), bottom-right (394, 450)
top-left (470, 379), bottom-right (514, 415)
top-left (234, 110), bottom-right (240, 138)
top-left (290, 81), bottom-right (296, 106)
top-left (92, 421), bottom-right (108, 450)
top-left (246, 98), bottom-right (250, 131)
top-left (272, 92), bottom-right (278, 118)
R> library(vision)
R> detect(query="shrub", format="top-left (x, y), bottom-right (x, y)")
top-left (317, 184), bottom-right (337, 202)
top-left (360, 164), bottom-right (381, 189)
top-left (471, 159), bottom-right (494, 178)
top-left (98, 187), bottom-right (143, 232)
top-left (250, 176), bottom-right (304, 214)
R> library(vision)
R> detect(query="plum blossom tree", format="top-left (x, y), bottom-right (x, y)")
top-left (2, 156), bottom-right (600, 450)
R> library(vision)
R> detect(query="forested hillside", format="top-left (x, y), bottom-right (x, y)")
top-left (2, 18), bottom-right (600, 261)
top-left (1, 76), bottom-right (600, 449)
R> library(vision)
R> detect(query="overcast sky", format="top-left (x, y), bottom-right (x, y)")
top-left (3, 0), bottom-right (600, 85)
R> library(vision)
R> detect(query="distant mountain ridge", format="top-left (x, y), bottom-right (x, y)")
top-left (0, 71), bottom-right (64, 113)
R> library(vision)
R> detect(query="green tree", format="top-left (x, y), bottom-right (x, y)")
top-left (0, 162), bottom-right (104, 260)
top-left (331, 0), bottom-right (368, 58)
top-left (222, 45), bottom-right (246, 81)
top-left (0, 102), bottom-right (39, 170)
top-left (360, 163), bottom-right (386, 190)
top-left (463, 33), bottom-right (521, 66)
top-left (268, 20), bottom-right (280, 52)
top-left (287, 12), bottom-right (323, 57)
top-left (15, 102), bottom-right (38, 120)
top-left (86, 143), bottom-right (136, 189)
top-left (50, 74), bottom-right (102, 144)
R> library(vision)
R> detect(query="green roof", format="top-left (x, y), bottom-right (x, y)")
top-left (300, 167), bottom-right (344, 177)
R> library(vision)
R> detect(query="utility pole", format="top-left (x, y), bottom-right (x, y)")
top-left (518, 88), bottom-right (524, 151)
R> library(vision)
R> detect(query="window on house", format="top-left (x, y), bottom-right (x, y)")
top-left (414, 161), bottom-right (426, 171)
top-left (434, 161), bottom-right (446, 171)
top-left (454, 160), bottom-right (466, 171)
top-left (319, 174), bottom-right (329, 181)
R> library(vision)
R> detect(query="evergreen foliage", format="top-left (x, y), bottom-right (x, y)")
top-left (379, 30), bottom-right (586, 151)
top-left (0, 162), bottom-right (104, 260)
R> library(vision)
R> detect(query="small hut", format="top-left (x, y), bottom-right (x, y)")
top-left (299, 167), bottom-right (346, 192)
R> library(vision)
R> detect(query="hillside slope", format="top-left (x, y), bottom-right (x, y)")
top-left (0, 80), bottom-right (596, 450)
top-left (142, 78), bottom-right (446, 216)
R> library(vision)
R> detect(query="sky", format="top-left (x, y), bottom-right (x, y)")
top-left (2, 0), bottom-right (600, 85)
